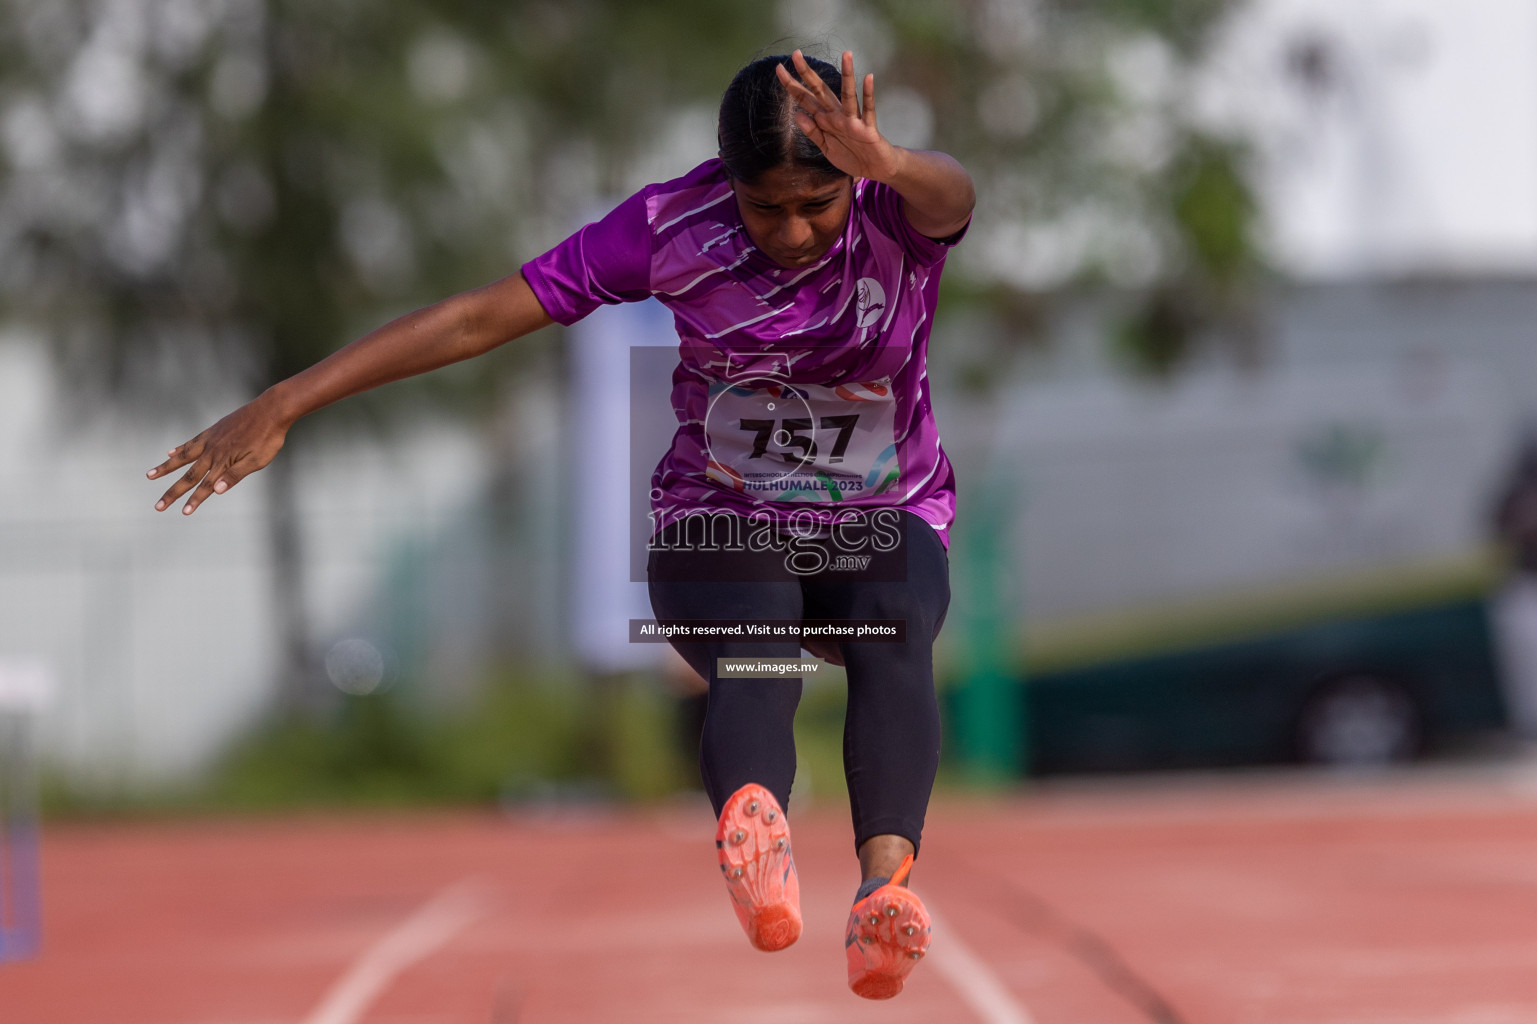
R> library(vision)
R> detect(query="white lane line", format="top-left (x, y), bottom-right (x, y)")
top-left (301, 878), bottom-right (489, 1024)
top-left (926, 904), bottom-right (1037, 1024)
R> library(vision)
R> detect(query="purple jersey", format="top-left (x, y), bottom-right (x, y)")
top-left (522, 158), bottom-right (962, 547)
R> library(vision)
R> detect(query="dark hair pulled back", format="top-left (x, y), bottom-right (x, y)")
top-left (718, 54), bottom-right (843, 184)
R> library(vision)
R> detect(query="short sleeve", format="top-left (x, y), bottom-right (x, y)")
top-left (856, 179), bottom-right (969, 268)
top-left (521, 189), bottom-right (654, 326)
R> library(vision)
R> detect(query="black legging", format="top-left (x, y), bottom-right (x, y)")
top-left (647, 510), bottom-right (950, 853)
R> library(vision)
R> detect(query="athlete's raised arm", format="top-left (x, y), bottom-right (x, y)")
top-left (776, 49), bottom-right (975, 240)
top-left (147, 271), bottom-right (554, 515)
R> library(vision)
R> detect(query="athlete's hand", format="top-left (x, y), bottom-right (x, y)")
top-left (776, 50), bottom-right (904, 184)
top-left (147, 395), bottom-right (289, 515)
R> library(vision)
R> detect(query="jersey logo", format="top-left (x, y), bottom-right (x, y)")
top-left (854, 277), bottom-right (886, 330)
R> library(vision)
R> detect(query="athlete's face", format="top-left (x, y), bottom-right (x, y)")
top-left (730, 164), bottom-right (852, 269)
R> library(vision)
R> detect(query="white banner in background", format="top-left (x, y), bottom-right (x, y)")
top-left (570, 299), bottom-right (677, 672)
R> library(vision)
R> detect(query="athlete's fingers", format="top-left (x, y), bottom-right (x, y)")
top-left (777, 59), bottom-right (829, 117)
top-left (179, 470), bottom-right (226, 515)
top-left (790, 50), bottom-right (827, 104)
top-left (862, 73), bottom-right (876, 130)
top-left (797, 50), bottom-right (842, 115)
top-left (155, 456), bottom-right (212, 511)
top-left (840, 51), bottom-right (858, 117)
top-left (146, 436), bottom-right (203, 481)
top-left (181, 455), bottom-right (244, 513)
top-left (778, 76), bottom-right (836, 152)
top-left (210, 454), bottom-right (261, 495)
top-left (787, 104), bottom-right (818, 141)
top-left (181, 451), bottom-right (247, 514)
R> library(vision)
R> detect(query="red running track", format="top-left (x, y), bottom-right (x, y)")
top-left (6, 765), bottom-right (1537, 1023)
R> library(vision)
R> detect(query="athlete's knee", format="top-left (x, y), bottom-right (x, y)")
top-left (846, 585), bottom-right (944, 644)
top-left (706, 676), bottom-right (803, 718)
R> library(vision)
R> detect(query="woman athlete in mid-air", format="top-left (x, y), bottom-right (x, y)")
top-left (149, 50), bottom-right (974, 999)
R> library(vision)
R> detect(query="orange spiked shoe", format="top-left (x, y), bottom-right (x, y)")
top-left (845, 853), bottom-right (931, 999)
top-left (716, 783), bottom-right (801, 952)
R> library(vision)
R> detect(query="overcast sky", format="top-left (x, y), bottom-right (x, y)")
top-left (1208, 0), bottom-right (1537, 278)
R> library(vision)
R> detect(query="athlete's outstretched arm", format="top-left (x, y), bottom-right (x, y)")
top-left (777, 49), bottom-right (975, 240)
top-left (147, 271), bottom-right (554, 515)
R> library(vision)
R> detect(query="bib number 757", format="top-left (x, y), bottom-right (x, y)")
top-left (702, 378), bottom-right (901, 503)
top-left (737, 415), bottom-right (858, 463)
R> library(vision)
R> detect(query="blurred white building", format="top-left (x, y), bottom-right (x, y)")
top-left (949, 280), bottom-right (1537, 637)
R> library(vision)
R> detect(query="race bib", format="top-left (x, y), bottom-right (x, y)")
top-left (702, 377), bottom-right (901, 503)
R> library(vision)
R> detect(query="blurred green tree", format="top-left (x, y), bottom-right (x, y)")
top-left (865, 0), bottom-right (1261, 376)
top-left (0, 0), bottom-right (779, 711)
top-left (0, 0), bottom-right (1256, 709)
